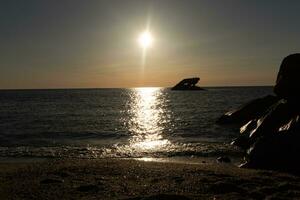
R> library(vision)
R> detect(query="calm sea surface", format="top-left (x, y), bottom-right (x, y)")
top-left (0, 87), bottom-right (273, 159)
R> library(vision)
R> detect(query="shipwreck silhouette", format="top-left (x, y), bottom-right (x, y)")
top-left (171, 77), bottom-right (204, 90)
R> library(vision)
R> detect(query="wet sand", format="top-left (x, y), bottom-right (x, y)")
top-left (0, 158), bottom-right (300, 199)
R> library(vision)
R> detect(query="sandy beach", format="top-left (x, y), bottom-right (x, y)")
top-left (1, 158), bottom-right (300, 200)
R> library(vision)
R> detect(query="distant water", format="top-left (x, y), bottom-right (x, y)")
top-left (0, 87), bottom-right (273, 159)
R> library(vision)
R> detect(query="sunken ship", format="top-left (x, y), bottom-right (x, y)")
top-left (171, 77), bottom-right (204, 90)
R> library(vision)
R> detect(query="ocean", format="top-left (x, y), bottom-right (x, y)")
top-left (0, 87), bottom-right (273, 160)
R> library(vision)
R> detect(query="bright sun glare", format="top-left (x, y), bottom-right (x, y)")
top-left (138, 31), bottom-right (153, 49)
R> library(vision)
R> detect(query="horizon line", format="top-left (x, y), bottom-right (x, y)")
top-left (0, 85), bottom-right (274, 91)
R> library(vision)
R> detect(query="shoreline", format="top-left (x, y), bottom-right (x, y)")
top-left (1, 158), bottom-right (300, 199)
top-left (0, 155), bottom-right (239, 164)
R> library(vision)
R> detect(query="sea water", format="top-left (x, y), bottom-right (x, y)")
top-left (0, 87), bottom-right (273, 159)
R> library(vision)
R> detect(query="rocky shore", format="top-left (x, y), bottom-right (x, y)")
top-left (218, 54), bottom-right (300, 171)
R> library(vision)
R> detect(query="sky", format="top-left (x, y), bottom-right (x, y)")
top-left (1, 0), bottom-right (300, 89)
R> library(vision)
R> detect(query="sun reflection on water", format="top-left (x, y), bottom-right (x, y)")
top-left (127, 87), bottom-right (171, 152)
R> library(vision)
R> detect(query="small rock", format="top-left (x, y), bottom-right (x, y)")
top-left (209, 181), bottom-right (245, 194)
top-left (54, 171), bottom-right (72, 178)
top-left (217, 156), bottom-right (231, 163)
top-left (143, 194), bottom-right (191, 200)
top-left (76, 184), bottom-right (100, 192)
top-left (173, 176), bottom-right (184, 184)
top-left (40, 178), bottom-right (64, 184)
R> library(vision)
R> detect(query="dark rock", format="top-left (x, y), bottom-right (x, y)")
top-left (217, 156), bottom-right (231, 163)
top-left (218, 54), bottom-right (300, 171)
top-left (216, 95), bottom-right (279, 125)
top-left (233, 100), bottom-right (300, 169)
top-left (247, 117), bottom-right (300, 170)
top-left (238, 105), bottom-right (300, 170)
top-left (248, 100), bottom-right (296, 140)
top-left (231, 119), bottom-right (257, 149)
top-left (274, 53), bottom-right (300, 100)
top-left (171, 77), bottom-right (204, 90)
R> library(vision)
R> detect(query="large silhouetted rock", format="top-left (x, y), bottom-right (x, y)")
top-left (274, 53), bottom-right (300, 100)
top-left (241, 112), bottom-right (300, 171)
top-left (171, 77), bottom-right (204, 90)
top-left (217, 95), bottom-right (279, 125)
top-left (236, 100), bottom-right (300, 171)
top-left (218, 54), bottom-right (300, 172)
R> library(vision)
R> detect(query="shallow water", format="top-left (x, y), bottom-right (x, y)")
top-left (0, 87), bottom-right (273, 159)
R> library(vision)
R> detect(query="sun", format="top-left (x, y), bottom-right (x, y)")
top-left (138, 31), bottom-right (153, 49)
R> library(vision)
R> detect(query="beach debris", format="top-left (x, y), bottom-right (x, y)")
top-left (171, 77), bottom-right (204, 90)
top-left (217, 53), bottom-right (300, 171)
